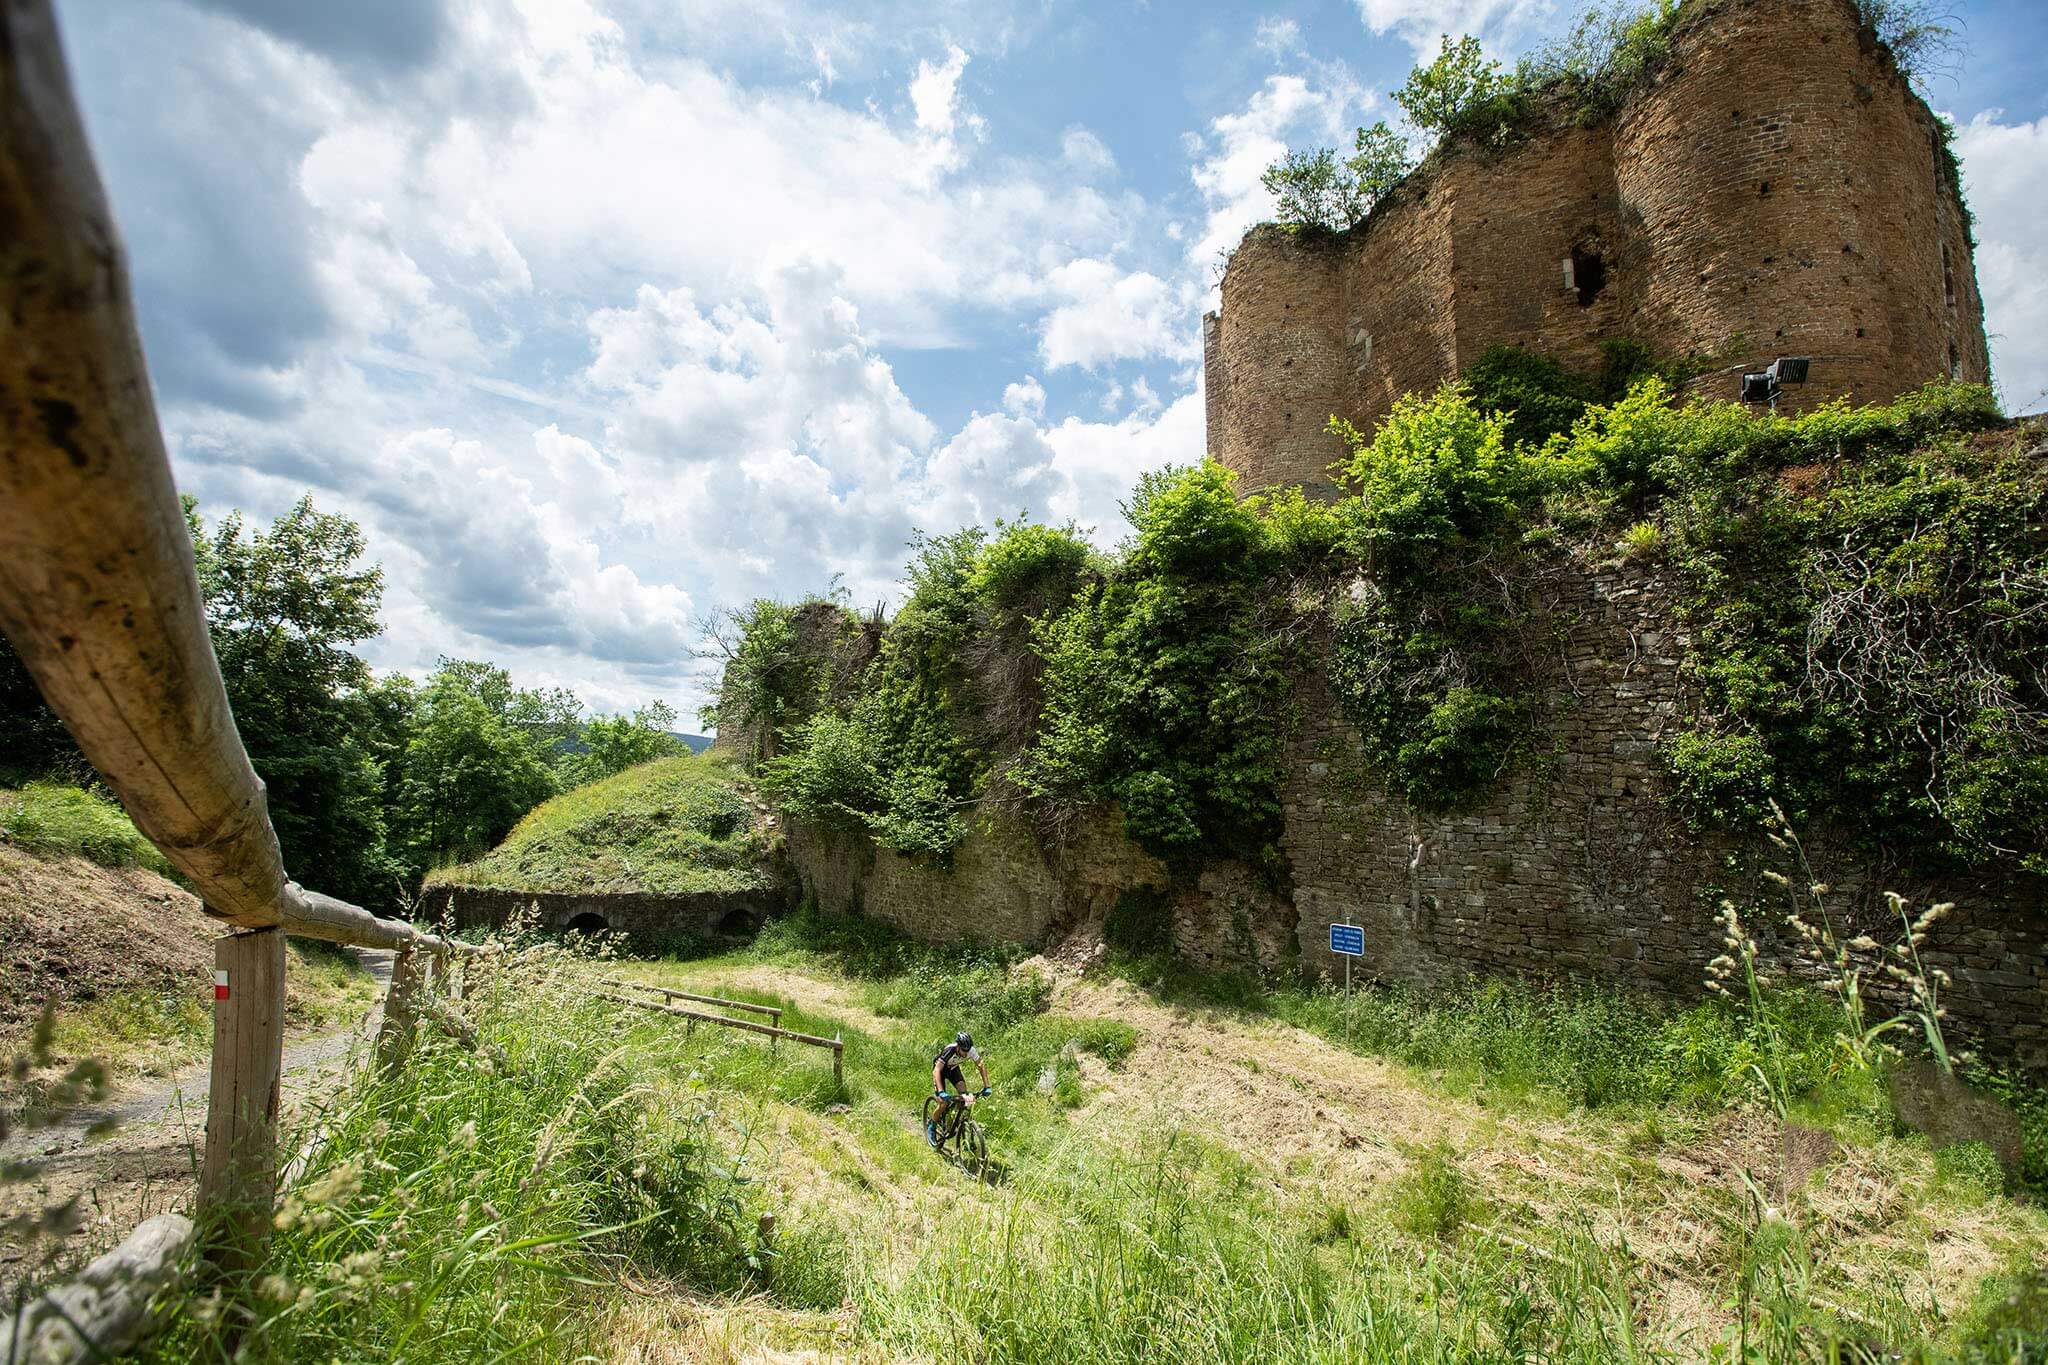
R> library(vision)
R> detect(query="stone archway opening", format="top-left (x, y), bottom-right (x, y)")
top-left (714, 909), bottom-right (759, 939)
top-left (564, 911), bottom-right (610, 937)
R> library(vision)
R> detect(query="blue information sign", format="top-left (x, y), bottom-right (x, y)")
top-left (1329, 923), bottom-right (1364, 957)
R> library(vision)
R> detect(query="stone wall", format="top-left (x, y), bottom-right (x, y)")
top-left (419, 883), bottom-right (793, 953)
top-left (1282, 559), bottom-right (2048, 1069)
top-left (772, 551), bottom-right (2046, 1067)
top-left (1203, 0), bottom-right (1992, 493)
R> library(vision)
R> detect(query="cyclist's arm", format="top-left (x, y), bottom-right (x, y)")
top-left (974, 1054), bottom-right (990, 1090)
top-left (932, 1057), bottom-right (946, 1093)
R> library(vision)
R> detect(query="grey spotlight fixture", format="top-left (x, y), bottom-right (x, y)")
top-left (1739, 356), bottom-right (1811, 412)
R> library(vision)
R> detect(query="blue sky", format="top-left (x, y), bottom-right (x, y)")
top-left (52, 0), bottom-right (2048, 723)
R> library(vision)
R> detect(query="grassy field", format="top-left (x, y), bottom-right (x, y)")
top-left (425, 754), bottom-right (769, 895)
top-left (0, 782), bottom-right (173, 876)
top-left (137, 909), bottom-right (2048, 1363)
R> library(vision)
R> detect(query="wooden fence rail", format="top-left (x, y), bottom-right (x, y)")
top-left (596, 992), bottom-right (844, 1087)
top-left (0, 0), bottom-right (501, 1300)
top-left (597, 977), bottom-right (783, 1027)
top-left (0, 1215), bottom-right (193, 1364)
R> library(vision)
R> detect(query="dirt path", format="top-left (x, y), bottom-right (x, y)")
top-left (0, 949), bottom-right (392, 1294)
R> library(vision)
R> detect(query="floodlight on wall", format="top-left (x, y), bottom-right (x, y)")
top-left (1739, 355), bottom-right (1812, 412)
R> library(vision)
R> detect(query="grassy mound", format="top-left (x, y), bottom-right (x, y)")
top-left (426, 753), bottom-right (768, 896)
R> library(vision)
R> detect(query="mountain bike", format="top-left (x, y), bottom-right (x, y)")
top-left (923, 1086), bottom-right (991, 1171)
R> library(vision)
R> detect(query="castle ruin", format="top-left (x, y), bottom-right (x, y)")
top-left (1202, 0), bottom-right (1990, 493)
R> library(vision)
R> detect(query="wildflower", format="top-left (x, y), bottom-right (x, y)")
top-left (1848, 935), bottom-right (1879, 952)
top-left (259, 1275), bottom-right (296, 1303)
top-left (1809, 883), bottom-right (1829, 896)
top-left (1762, 870), bottom-right (1791, 888)
top-left (455, 1119), bottom-right (478, 1150)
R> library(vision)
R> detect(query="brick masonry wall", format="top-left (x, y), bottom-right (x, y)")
top-left (1205, 0), bottom-right (1992, 495)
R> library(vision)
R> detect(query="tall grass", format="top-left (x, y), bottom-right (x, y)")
top-left (0, 782), bottom-right (171, 874)
top-left (138, 941), bottom-right (772, 1362)
top-left (845, 1122), bottom-right (1988, 1364)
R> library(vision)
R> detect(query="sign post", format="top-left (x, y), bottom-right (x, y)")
top-left (1328, 922), bottom-right (1364, 996)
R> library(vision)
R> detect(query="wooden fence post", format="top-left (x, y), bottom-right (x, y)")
top-left (377, 944), bottom-right (422, 1071)
top-left (197, 926), bottom-right (286, 1274)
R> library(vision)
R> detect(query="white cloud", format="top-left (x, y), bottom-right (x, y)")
top-left (1954, 111), bottom-right (2048, 414)
top-left (1184, 73), bottom-right (1373, 290)
top-left (1255, 16), bottom-right (1304, 61)
top-left (1002, 375), bottom-right (1047, 418)
top-left (1352, 0), bottom-right (1556, 57)
top-left (1060, 125), bottom-right (1116, 177)
top-left (1039, 258), bottom-right (1197, 370)
top-left (911, 44), bottom-right (970, 135)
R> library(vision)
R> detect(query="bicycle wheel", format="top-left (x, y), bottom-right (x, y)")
top-left (921, 1095), bottom-right (946, 1150)
top-left (960, 1120), bottom-right (987, 1172)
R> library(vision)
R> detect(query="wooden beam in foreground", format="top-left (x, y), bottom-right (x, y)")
top-left (0, 1214), bottom-right (194, 1363)
top-left (0, 0), bottom-right (289, 929)
top-left (0, 1), bottom-right (491, 957)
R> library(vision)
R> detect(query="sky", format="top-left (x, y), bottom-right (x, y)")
top-left (52, 0), bottom-right (2048, 727)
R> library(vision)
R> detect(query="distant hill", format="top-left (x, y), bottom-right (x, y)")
top-left (673, 732), bottom-right (712, 754)
top-left (425, 753), bottom-right (766, 896)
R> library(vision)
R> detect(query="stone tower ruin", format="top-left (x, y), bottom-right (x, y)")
top-left (1202, 0), bottom-right (1990, 494)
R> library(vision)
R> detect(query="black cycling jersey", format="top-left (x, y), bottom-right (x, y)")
top-left (936, 1040), bottom-right (981, 1089)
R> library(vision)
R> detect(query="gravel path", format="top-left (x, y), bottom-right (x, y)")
top-left (1, 948), bottom-right (392, 1292)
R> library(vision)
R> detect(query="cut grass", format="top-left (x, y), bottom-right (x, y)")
top-left (114, 910), bottom-right (2048, 1363)
top-left (426, 753), bottom-right (766, 896)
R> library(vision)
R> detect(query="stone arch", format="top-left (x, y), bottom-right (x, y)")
top-left (564, 911), bottom-right (609, 937)
top-left (714, 908), bottom-right (759, 938)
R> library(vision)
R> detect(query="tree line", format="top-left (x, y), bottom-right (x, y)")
top-left (0, 496), bottom-right (688, 912)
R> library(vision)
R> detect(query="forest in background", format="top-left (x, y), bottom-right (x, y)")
top-left (0, 497), bottom-right (687, 912)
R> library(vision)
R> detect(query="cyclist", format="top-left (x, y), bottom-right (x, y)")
top-left (928, 1030), bottom-right (990, 1144)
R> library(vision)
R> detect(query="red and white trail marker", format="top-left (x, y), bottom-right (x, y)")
top-left (214, 969), bottom-right (229, 1002)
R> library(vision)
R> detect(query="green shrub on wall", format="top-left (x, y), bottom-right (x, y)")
top-left (725, 372), bottom-right (2039, 876)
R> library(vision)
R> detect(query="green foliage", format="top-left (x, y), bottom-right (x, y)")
top-left (701, 598), bottom-right (842, 764)
top-left (1855, 0), bottom-right (1961, 89)
top-left (398, 660), bottom-right (566, 868)
top-left (1664, 730), bottom-right (1775, 829)
top-left (1018, 464), bottom-right (1301, 854)
top-left (1462, 345), bottom-right (1596, 450)
top-left (0, 643), bottom-right (83, 786)
top-left (1933, 1140), bottom-right (2006, 1205)
top-left (138, 943), bottom-right (768, 1361)
top-left (1390, 1142), bottom-right (1470, 1240)
top-left (558, 703), bottom-right (686, 788)
top-left (1394, 35), bottom-right (1525, 143)
top-left (1258, 122), bottom-right (1415, 232)
top-left (969, 519), bottom-right (1094, 618)
top-left (762, 533), bottom-right (989, 861)
top-left (1259, 148), bottom-right (1370, 233)
top-left (193, 495), bottom-right (408, 907)
top-left (428, 754), bottom-right (763, 895)
top-left (1519, 0), bottom-right (1679, 121)
top-left (1652, 384), bottom-right (2042, 866)
top-left (0, 783), bottom-right (172, 874)
top-left (1331, 386), bottom-right (1539, 562)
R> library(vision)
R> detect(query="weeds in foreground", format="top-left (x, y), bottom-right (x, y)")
top-left (137, 938), bottom-right (773, 1362)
